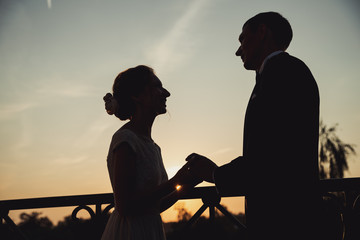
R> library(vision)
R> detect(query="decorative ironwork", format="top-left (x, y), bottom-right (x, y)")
top-left (71, 205), bottom-right (96, 221)
top-left (1, 178), bottom-right (359, 240)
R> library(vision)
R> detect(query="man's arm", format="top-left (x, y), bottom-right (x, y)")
top-left (214, 156), bottom-right (250, 195)
top-left (186, 154), bottom-right (249, 195)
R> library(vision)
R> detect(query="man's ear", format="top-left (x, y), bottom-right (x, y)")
top-left (258, 24), bottom-right (274, 46)
top-left (131, 96), bottom-right (140, 103)
top-left (258, 24), bottom-right (268, 40)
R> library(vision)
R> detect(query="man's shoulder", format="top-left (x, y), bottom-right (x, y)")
top-left (274, 52), bottom-right (306, 65)
top-left (268, 52), bottom-right (312, 74)
top-left (261, 52), bottom-right (318, 93)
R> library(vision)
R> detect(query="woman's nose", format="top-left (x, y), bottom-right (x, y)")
top-left (163, 88), bottom-right (170, 97)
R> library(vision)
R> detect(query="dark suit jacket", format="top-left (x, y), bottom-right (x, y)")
top-left (214, 52), bottom-right (321, 239)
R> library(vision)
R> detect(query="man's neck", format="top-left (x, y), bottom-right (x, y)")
top-left (257, 50), bottom-right (284, 74)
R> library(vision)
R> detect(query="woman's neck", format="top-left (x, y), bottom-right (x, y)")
top-left (124, 114), bottom-right (155, 139)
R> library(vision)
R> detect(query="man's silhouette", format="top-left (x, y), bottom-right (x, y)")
top-left (187, 12), bottom-right (322, 240)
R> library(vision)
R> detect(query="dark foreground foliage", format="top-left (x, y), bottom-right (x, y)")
top-left (0, 210), bottom-right (246, 240)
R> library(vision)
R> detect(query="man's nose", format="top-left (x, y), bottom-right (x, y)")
top-left (235, 46), bottom-right (242, 56)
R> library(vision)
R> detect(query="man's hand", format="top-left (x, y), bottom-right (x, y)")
top-left (186, 153), bottom-right (218, 183)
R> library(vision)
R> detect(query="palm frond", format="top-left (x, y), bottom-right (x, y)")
top-left (318, 121), bottom-right (356, 179)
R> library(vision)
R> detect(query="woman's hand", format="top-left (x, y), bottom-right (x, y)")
top-left (185, 153), bottom-right (218, 183)
top-left (173, 162), bottom-right (203, 188)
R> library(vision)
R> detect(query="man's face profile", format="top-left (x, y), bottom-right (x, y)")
top-left (236, 24), bottom-right (263, 71)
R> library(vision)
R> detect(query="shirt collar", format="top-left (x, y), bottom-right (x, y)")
top-left (258, 50), bottom-right (284, 74)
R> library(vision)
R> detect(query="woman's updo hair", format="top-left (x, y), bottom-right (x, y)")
top-left (104, 65), bottom-right (155, 120)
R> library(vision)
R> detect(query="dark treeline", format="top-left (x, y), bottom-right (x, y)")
top-left (1, 211), bottom-right (106, 240)
top-left (0, 206), bottom-right (246, 240)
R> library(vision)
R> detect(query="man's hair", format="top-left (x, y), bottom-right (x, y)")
top-left (244, 12), bottom-right (293, 50)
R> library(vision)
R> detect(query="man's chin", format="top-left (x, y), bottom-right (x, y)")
top-left (243, 61), bottom-right (256, 71)
top-left (243, 63), bottom-right (251, 70)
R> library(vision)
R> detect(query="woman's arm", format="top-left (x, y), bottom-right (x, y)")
top-left (113, 142), bottom-right (137, 216)
top-left (159, 184), bottom-right (195, 213)
top-left (159, 190), bottom-right (180, 213)
top-left (113, 143), bottom-right (200, 215)
top-left (139, 163), bottom-right (201, 212)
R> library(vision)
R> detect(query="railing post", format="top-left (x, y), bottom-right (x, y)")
top-left (216, 204), bottom-right (247, 231)
top-left (204, 187), bottom-right (220, 226)
top-left (343, 190), bottom-right (360, 240)
top-left (0, 209), bottom-right (29, 240)
top-left (185, 204), bottom-right (207, 227)
top-left (209, 205), bottom-right (215, 223)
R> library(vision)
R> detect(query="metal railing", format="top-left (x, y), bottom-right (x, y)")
top-left (1, 178), bottom-right (360, 240)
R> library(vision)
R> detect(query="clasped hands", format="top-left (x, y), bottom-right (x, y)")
top-left (173, 153), bottom-right (218, 191)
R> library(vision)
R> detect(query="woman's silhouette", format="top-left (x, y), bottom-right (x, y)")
top-left (101, 65), bottom-right (199, 240)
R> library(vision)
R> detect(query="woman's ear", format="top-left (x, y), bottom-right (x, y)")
top-left (131, 96), bottom-right (140, 103)
top-left (131, 95), bottom-right (146, 104)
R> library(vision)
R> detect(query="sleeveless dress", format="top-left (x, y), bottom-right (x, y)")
top-left (101, 129), bottom-right (168, 240)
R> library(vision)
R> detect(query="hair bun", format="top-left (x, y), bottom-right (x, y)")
top-left (103, 93), bottom-right (118, 115)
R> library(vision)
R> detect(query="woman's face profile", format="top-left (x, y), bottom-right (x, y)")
top-left (136, 74), bottom-right (171, 116)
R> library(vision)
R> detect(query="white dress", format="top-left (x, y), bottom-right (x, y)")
top-left (101, 129), bottom-right (168, 240)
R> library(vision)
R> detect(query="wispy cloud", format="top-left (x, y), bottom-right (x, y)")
top-left (47, 0), bottom-right (52, 9)
top-left (209, 148), bottom-right (233, 157)
top-left (7, 114), bottom-right (34, 158)
top-left (146, 0), bottom-right (209, 72)
top-left (51, 155), bottom-right (88, 165)
top-left (0, 102), bottom-right (37, 120)
top-left (0, 82), bottom-right (95, 120)
top-left (35, 81), bottom-right (97, 98)
top-left (73, 116), bottom-right (114, 149)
